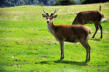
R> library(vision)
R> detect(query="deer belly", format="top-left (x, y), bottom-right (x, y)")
top-left (65, 38), bottom-right (78, 43)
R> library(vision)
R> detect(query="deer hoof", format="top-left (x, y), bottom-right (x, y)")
top-left (60, 57), bottom-right (64, 60)
top-left (85, 59), bottom-right (90, 63)
top-left (92, 36), bottom-right (94, 38)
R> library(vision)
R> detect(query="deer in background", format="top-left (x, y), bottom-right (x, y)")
top-left (72, 5), bottom-right (104, 39)
top-left (42, 9), bottom-right (91, 62)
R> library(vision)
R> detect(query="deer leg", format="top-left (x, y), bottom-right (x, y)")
top-left (59, 41), bottom-right (64, 60)
top-left (80, 41), bottom-right (91, 62)
top-left (92, 24), bottom-right (99, 38)
top-left (87, 43), bottom-right (90, 61)
top-left (99, 24), bottom-right (103, 38)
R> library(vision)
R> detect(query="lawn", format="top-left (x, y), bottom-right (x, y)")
top-left (0, 2), bottom-right (109, 72)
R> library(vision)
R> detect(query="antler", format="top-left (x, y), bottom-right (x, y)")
top-left (51, 9), bottom-right (57, 16)
top-left (43, 10), bottom-right (49, 16)
top-left (43, 10), bottom-right (47, 14)
top-left (54, 9), bottom-right (57, 14)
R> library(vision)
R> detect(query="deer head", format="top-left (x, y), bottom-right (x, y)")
top-left (42, 9), bottom-right (57, 24)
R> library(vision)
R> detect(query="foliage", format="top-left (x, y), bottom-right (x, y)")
top-left (0, 0), bottom-right (109, 7)
top-left (0, 0), bottom-right (56, 7)
top-left (82, 0), bottom-right (109, 4)
top-left (55, 0), bottom-right (75, 5)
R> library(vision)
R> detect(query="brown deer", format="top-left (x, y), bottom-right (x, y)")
top-left (72, 5), bottom-right (104, 38)
top-left (42, 10), bottom-right (91, 62)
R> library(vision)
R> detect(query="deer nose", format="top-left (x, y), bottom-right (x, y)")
top-left (47, 21), bottom-right (49, 23)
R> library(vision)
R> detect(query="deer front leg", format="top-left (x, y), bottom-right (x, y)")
top-left (99, 24), bottom-right (103, 38)
top-left (86, 44), bottom-right (90, 62)
top-left (59, 41), bottom-right (64, 60)
top-left (80, 41), bottom-right (91, 62)
top-left (92, 24), bottom-right (99, 38)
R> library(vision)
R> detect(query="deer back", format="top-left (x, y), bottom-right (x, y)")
top-left (73, 10), bottom-right (104, 24)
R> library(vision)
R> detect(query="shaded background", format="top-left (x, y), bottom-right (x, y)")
top-left (0, 0), bottom-right (109, 7)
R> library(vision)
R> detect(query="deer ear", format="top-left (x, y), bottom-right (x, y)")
top-left (53, 15), bottom-right (57, 18)
top-left (42, 14), bottom-right (47, 18)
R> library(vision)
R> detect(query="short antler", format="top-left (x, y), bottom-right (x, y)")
top-left (54, 9), bottom-right (57, 14)
top-left (43, 10), bottom-right (47, 14)
top-left (43, 10), bottom-right (49, 16)
top-left (51, 9), bottom-right (57, 16)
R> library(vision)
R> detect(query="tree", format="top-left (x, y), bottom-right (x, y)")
top-left (82, 0), bottom-right (109, 4)
top-left (55, 0), bottom-right (75, 5)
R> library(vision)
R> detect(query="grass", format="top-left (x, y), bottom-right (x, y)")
top-left (0, 2), bottom-right (109, 72)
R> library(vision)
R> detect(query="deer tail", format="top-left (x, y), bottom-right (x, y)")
top-left (89, 29), bottom-right (92, 34)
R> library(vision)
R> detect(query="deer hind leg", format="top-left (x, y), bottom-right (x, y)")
top-left (59, 41), bottom-right (64, 60)
top-left (80, 40), bottom-right (91, 62)
top-left (92, 23), bottom-right (99, 38)
top-left (99, 24), bottom-right (103, 38)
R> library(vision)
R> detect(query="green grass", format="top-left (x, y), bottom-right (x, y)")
top-left (0, 2), bottom-right (109, 72)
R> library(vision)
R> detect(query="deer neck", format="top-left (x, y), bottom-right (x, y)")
top-left (47, 21), bottom-right (55, 35)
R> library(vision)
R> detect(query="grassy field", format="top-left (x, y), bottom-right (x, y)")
top-left (0, 2), bottom-right (109, 72)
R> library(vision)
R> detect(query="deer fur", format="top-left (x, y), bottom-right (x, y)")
top-left (72, 5), bottom-right (104, 38)
top-left (42, 10), bottom-right (91, 62)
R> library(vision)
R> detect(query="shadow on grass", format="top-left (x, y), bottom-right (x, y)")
top-left (90, 38), bottom-right (101, 41)
top-left (35, 60), bottom-right (87, 66)
top-left (0, 56), bottom-right (6, 72)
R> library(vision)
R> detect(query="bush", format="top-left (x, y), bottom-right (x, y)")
top-left (55, 0), bottom-right (75, 5)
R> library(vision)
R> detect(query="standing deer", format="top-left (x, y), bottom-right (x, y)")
top-left (72, 5), bottom-right (104, 38)
top-left (42, 10), bottom-right (91, 62)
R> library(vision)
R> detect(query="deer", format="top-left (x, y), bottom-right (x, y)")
top-left (72, 5), bottom-right (104, 39)
top-left (42, 9), bottom-right (92, 62)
